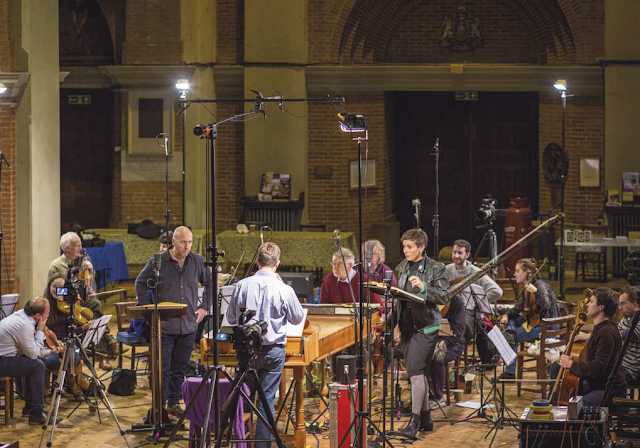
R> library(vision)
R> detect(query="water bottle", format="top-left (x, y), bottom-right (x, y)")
top-left (314, 287), bottom-right (320, 304)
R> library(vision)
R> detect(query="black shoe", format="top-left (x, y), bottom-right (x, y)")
top-left (396, 413), bottom-right (420, 439)
top-left (419, 410), bottom-right (433, 432)
top-left (28, 411), bottom-right (62, 426)
top-left (498, 371), bottom-right (515, 380)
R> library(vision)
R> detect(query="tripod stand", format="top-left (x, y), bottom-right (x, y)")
top-left (39, 301), bottom-right (129, 448)
top-left (336, 120), bottom-right (393, 448)
top-left (215, 341), bottom-right (285, 448)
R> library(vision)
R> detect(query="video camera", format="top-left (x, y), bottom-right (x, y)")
top-left (232, 309), bottom-right (268, 370)
top-left (55, 267), bottom-right (85, 303)
top-left (476, 195), bottom-right (507, 222)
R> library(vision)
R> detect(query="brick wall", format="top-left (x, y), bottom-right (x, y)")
top-left (538, 90), bottom-right (605, 225)
top-left (0, 109), bottom-right (17, 294)
top-left (120, 181), bottom-right (183, 225)
top-left (122, 0), bottom-right (182, 65)
top-left (308, 93), bottom-right (394, 236)
top-left (214, 80), bottom-right (245, 231)
top-left (217, 0), bottom-right (243, 64)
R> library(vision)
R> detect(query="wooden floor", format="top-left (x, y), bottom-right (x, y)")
top-left (0, 274), bottom-right (630, 447)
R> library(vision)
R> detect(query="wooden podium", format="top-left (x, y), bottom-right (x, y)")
top-left (129, 303), bottom-right (187, 436)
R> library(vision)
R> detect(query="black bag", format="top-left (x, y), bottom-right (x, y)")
top-left (107, 369), bottom-right (137, 396)
top-left (134, 220), bottom-right (164, 240)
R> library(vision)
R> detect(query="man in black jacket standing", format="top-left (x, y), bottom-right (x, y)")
top-left (393, 229), bottom-right (450, 438)
top-left (135, 226), bottom-right (212, 417)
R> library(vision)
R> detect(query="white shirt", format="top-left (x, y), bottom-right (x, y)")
top-left (0, 310), bottom-right (51, 359)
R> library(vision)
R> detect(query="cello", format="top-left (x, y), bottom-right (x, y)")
top-left (548, 288), bottom-right (592, 405)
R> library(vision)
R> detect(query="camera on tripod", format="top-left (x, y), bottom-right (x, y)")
top-left (476, 195), bottom-right (507, 222)
top-left (231, 309), bottom-right (268, 368)
top-left (55, 267), bottom-right (85, 303)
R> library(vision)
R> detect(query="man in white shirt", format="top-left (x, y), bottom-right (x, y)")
top-left (0, 297), bottom-right (63, 424)
top-left (226, 242), bottom-right (305, 448)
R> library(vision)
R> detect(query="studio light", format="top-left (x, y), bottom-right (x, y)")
top-left (553, 79), bottom-right (567, 91)
top-left (338, 112), bottom-right (367, 133)
top-left (0, 83), bottom-right (7, 94)
top-left (176, 78), bottom-right (190, 100)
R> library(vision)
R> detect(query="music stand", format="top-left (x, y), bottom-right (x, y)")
top-left (0, 293), bottom-right (19, 320)
top-left (82, 315), bottom-right (112, 366)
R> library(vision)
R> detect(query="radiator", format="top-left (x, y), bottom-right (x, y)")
top-left (247, 207), bottom-right (296, 231)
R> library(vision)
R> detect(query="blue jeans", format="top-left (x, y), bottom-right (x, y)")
top-left (42, 349), bottom-right (80, 372)
top-left (161, 332), bottom-right (196, 406)
top-left (504, 318), bottom-right (542, 375)
top-left (248, 344), bottom-right (285, 448)
top-left (0, 355), bottom-right (45, 413)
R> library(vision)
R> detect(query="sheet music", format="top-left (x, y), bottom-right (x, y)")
top-left (82, 314), bottom-right (112, 349)
top-left (457, 284), bottom-right (495, 314)
top-left (488, 325), bottom-right (516, 366)
top-left (286, 309), bottom-right (308, 337)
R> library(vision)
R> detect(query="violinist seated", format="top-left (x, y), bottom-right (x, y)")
top-left (551, 288), bottom-right (627, 407)
top-left (42, 275), bottom-right (93, 400)
top-left (498, 258), bottom-right (559, 380)
top-left (47, 231), bottom-right (93, 281)
top-left (0, 297), bottom-right (64, 425)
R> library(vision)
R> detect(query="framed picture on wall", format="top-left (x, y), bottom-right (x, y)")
top-left (349, 159), bottom-right (376, 189)
top-left (579, 158), bottom-right (600, 187)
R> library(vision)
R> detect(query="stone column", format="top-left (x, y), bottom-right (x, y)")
top-left (14, 0), bottom-right (61, 303)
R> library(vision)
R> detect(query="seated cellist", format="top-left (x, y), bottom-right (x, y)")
top-left (552, 287), bottom-right (627, 407)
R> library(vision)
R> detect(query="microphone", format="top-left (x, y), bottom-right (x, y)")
top-left (365, 242), bottom-right (373, 271)
top-left (384, 270), bottom-right (393, 286)
top-left (333, 229), bottom-right (341, 250)
top-left (153, 253), bottom-right (162, 276)
top-left (434, 137), bottom-right (439, 148)
top-left (260, 227), bottom-right (264, 245)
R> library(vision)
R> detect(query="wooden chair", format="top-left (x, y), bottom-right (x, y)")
top-left (556, 300), bottom-right (576, 317)
top-left (115, 301), bottom-right (150, 371)
top-left (516, 315), bottom-right (575, 399)
top-left (0, 377), bottom-right (13, 424)
top-left (612, 396), bottom-right (640, 441)
top-left (574, 225), bottom-right (608, 283)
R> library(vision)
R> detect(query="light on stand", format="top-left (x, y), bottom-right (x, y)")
top-left (553, 79), bottom-right (567, 91)
top-left (175, 78), bottom-right (190, 100)
top-left (338, 112), bottom-right (367, 133)
top-left (554, 78), bottom-right (572, 300)
top-left (0, 83), bottom-right (6, 94)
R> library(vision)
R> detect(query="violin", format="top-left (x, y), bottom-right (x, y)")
top-left (521, 260), bottom-right (546, 328)
top-left (56, 300), bottom-right (94, 325)
top-left (549, 288), bottom-right (592, 405)
top-left (43, 326), bottom-right (64, 351)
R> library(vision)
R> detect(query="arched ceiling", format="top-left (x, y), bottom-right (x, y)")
top-left (337, 0), bottom-right (577, 63)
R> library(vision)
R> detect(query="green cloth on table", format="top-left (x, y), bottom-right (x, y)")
top-left (216, 230), bottom-right (359, 269)
top-left (86, 229), bottom-right (209, 265)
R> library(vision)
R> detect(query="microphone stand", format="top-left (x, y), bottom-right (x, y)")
top-left (0, 151), bottom-right (7, 296)
top-left (431, 138), bottom-right (440, 258)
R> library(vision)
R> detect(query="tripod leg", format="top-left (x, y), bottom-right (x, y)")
top-left (251, 369), bottom-right (286, 448)
top-left (162, 366), bottom-right (217, 448)
top-left (76, 338), bottom-right (131, 447)
top-left (40, 342), bottom-right (72, 448)
top-left (199, 368), bottom-right (218, 448)
top-left (215, 371), bottom-right (247, 448)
